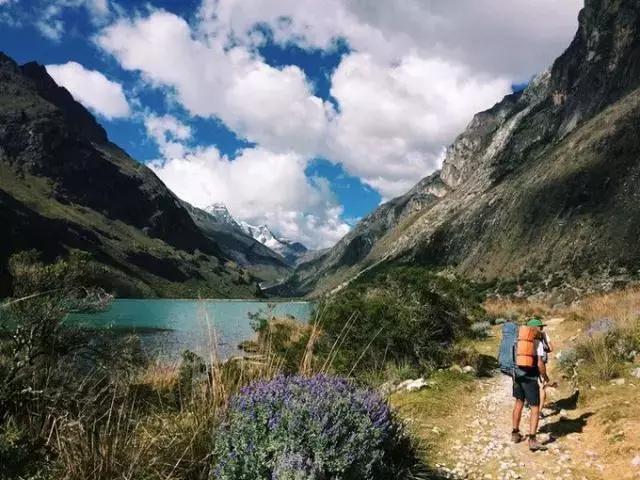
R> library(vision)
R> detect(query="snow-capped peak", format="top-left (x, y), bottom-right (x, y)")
top-left (200, 202), bottom-right (308, 265)
top-left (238, 222), bottom-right (277, 247)
top-left (239, 221), bottom-right (308, 265)
top-left (204, 203), bottom-right (238, 226)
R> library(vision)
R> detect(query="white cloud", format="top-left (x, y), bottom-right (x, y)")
top-left (97, 11), bottom-right (330, 154)
top-left (201, 0), bottom-right (582, 80)
top-left (95, 0), bottom-right (583, 245)
top-left (46, 62), bottom-right (131, 119)
top-left (326, 53), bottom-right (512, 197)
top-left (21, 0), bottom-right (111, 40)
top-left (149, 144), bottom-right (350, 249)
top-left (194, 0), bottom-right (582, 198)
top-left (144, 113), bottom-right (192, 158)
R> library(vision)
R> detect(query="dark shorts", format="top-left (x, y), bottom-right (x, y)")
top-left (513, 376), bottom-right (540, 406)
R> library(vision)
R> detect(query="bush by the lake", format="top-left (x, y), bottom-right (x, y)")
top-left (213, 374), bottom-right (421, 480)
top-left (315, 266), bottom-right (485, 377)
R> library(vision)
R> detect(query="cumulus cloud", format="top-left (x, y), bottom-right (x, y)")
top-left (201, 0), bottom-right (582, 80)
top-left (326, 53), bottom-right (512, 197)
top-left (46, 62), bottom-right (130, 118)
top-left (97, 11), bottom-right (330, 154)
top-left (95, 8), bottom-right (346, 246)
top-left (94, 0), bottom-right (582, 245)
top-left (144, 114), bottom-right (192, 159)
top-left (194, 0), bottom-right (581, 198)
top-left (148, 144), bottom-right (350, 249)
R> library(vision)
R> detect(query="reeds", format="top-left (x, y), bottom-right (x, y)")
top-left (39, 302), bottom-right (342, 479)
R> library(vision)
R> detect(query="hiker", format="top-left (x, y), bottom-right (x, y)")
top-left (537, 319), bottom-right (554, 414)
top-left (511, 318), bottom-right (550, 451)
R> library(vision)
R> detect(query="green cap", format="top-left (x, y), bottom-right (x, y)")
top-left (527, 318), bottom-right (545, 327)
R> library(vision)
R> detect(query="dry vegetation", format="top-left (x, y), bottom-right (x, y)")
top-left (485, 287), bottom-right (640, 385)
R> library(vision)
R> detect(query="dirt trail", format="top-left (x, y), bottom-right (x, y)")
top-left (427, 317), bottom-right (620, 480)
top-left (431, 373), bottom-right (600, 479)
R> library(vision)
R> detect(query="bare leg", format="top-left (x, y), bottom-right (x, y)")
top-left (539, 383), bottom-right (546, 411)
top-left (529, 404), bottom-right (540, 435)
top-left (512, 399), bottom-right (524, 431)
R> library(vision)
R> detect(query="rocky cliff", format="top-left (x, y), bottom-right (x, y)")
top-left (0, 52), bottom-right (258, 298)
top-left (288, 0), bottom-right (640, 296)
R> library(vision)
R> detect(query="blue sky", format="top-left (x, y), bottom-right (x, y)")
top-left (0, 0), bottom-right (582, 248)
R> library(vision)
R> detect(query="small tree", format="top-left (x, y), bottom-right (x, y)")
top-left (0, 250), bottom-right (112, 476)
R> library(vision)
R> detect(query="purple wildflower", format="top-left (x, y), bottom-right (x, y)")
top-left (212, 374), bottom-right (405, 479)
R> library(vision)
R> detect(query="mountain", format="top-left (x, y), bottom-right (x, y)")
top-left (180, 201), bottom-right (292, 284)
top-left (204, 202), bottom-right (239, 227)
top-left (286, 0), bottom-right (640, 297)
top-left (238, 222), bottom-right (308, 266)
top-left (0, 52), bottom-right (259, 298)
top-left (185, 200), bottom-right (308, 269)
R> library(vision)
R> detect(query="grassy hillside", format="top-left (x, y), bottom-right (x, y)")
top-left (0, 52), bottom-right (260, 298)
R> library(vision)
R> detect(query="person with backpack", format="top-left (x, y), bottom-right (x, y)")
top-left (498, 317), bottom-right (550, 451)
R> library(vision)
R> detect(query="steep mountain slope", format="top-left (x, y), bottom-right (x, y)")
top-left (289, 0), bottom-right (640, 296)
top-left (0, 53), bottom-right (259, 298)
top-left (181, 201), bottom-right (292, 284)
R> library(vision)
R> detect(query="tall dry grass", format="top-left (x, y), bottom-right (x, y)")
top-left (45, 305), bottom-right (334, 480)
top-left (483, 297), bottom-right (554, 320)
top-left (484, 287), bottom-right (640, 326)
top-left (566, 287), bottom-right (640, 328)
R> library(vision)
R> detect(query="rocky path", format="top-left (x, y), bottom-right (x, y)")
top-left (432, 374), bottom-right (599, 480)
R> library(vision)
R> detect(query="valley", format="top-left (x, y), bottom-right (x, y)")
top-left (2, 0), bottom-right (640, 479)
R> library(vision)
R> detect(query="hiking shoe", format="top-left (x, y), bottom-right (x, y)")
top-left (528, 435), bottom-right (547, 452)
top-left (511, 430), bottom-right (523, 443)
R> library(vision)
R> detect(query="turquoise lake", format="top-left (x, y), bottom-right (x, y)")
top-left (68, 299), bottom-right (313, 360)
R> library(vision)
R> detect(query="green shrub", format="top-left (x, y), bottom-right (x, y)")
top-left (470, 320), bottom-right (491, 338)
top-left (0, 420), bottom-right (47, 478)
top-left (569, 324), bottom-right (640, 384)
top-left (575, 334), bottom-right (623, 382)
top-left (315, 267), bottom-right (483, 376)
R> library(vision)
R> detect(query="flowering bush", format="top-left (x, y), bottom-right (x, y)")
top-left (212, 374), bottom-right (418, 480)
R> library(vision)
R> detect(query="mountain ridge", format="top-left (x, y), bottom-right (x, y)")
top-left (0, 52), bottom-right (259, 298)
top-left (195, 201), bottom-right (310, 266)
top-left (180, 200), bottom-right (293, 284)
top-left (286, 0), bottom-right (640, 297)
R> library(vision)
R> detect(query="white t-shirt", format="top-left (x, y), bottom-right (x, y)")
top-left (537, 331), bottom-right (551, 360)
